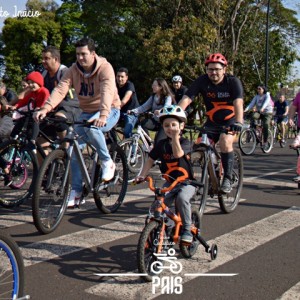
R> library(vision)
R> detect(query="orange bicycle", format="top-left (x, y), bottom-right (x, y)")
top-left (136, 176), bottom-right (218, 282)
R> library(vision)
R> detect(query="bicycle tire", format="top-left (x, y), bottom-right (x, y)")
top-left (94, 143), bottom-right (128, 214)
top-left (262, 128), bottom-right (274, 153)
top-left (137, 220), bottom-right (164, 282)
top-left (0, 231), bottom-right (24, 299)
top-left (118, 137), bottom-right (145, 182)
top-left (238, 129), bottom-right (256, 155)
top-left (218, 149), bottom-right (243, 213)
top-left (180, 206), bottom-right (201, 258)
top-left (32, 149), bottom-right (71, 234)
top-left (190, 150), bottom-right (208, 217)
top-left (0, 139), bottom-right (38, 208)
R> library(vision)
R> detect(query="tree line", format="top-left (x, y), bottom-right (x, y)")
top-left (0, 0), bottom-right (299, 110)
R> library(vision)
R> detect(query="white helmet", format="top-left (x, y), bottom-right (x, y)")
top-left (172, 75), bottom-right (182, 82)
top-left (159, 105), bottom-right (187, 123)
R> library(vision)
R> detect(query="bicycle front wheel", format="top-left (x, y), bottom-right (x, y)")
top-left (238, 129), bottom-right (256, 155)
top-left (32, 149), bottom-right (71, 234)
top-left (0, 140), bottom-right (38, 208)
top-left (137, 220), bottom-right (164, 282)
top-left (218, 149), bottom-right (243, 213)
top-left (190, 150), bottom-right (208, 217)
top-left (262, 128), bottom-right (274, 153)
top-left (94, 143), bottom-right (128, 213)
top-left (118, 138), bottom-right (145, 182)
top-left (0, 231), bottom-right (24, 299)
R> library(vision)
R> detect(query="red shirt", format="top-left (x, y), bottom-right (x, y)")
top-left (15, 87), bottom-right (50, 109)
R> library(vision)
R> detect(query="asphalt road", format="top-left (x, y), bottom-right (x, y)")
top-left (1, 140), bottom-right (300, 300)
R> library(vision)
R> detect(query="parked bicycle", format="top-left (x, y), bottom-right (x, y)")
top-left (0, 104), bottom-right (57, 208)
top-left (185, 125), bottom-right (243, 217)
top-left (0, 230), bottom-right (30, 300)
top-left (238, 112), bottom-right (273, 155)
top-left (271, 116), bottom-right (287, 148)
top-left (32, 117), bottom-right (128, 234)
top-left (136, 176), bottom-right (217, 282)
top-left (118, 112), bottom-right (156, 182)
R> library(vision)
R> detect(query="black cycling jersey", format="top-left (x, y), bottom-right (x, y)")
top-left (149, 137), bottom-right (194, 182)
top-left (117, 80), bottom-right (139, 112)
top-left (185, 74), bottom-right (243, 125)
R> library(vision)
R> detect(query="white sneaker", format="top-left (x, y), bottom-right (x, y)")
top-left (67, 190), bottom-right (81, 208)
top-left (101, 159), bottom-right (116, 181)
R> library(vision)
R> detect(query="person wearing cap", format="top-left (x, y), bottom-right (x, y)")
top-left (9, 71), bottom-right (50, 148)
top-left (0, 71), bottom-right (50, 186)
top-left (178, 53), bottom-right (244, 194)
top-left (135, 105), bottom-right (195, 244)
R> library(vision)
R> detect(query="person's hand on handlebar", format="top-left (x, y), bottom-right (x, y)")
top-left (134, 175), bottom-right (146, 184)
top-left (33, 107), bottom-right (48, 122)
top-left (230, 122), bottom-right (243, 133)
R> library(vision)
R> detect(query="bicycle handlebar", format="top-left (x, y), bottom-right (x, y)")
top-left (143, 176), bottom-right (203, 194)
top-left (184, 125), bottom-right (232, 135)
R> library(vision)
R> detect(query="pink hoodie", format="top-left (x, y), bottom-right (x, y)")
top-left (44, 55), bottom-right (120, 117)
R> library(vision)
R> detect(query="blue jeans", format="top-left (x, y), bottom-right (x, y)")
top-left (71, 108), bottom-right (120, 192)
top-left (120, 112), bottom-right (137, 138)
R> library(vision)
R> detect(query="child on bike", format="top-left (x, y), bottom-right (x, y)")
top-left (135, 105), bottom-right (195, 243)
top-left (1, 72), bottom-right (49, 186)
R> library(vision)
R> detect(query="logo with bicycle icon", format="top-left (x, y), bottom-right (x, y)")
top-left (151, 248), bottom-right (183, 295)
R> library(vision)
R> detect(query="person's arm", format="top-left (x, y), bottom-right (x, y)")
top-left (178, 95), bottom-right (192, 111)
top-left (137, 157), bottom-right (154, 179)
top-left (284, 103), bottom-right (289, 116)
top-left (288, 104), bottom-right (296, 126)
top-left (233, 98), bottom-right (244, 124)
top-left (244, 96), bottom-right (256, 112)
top-left (260, 92), bottom-right (271, 112)
top-left (120, 90), bottom-right (133, 108)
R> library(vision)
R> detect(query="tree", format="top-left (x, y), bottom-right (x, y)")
top-left (0, 0), bottom-right (62, 89)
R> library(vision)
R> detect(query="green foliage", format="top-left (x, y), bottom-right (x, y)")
top-left (0, 0), bottom-right (299, 108)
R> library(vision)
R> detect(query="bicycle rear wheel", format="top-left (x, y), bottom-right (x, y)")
top-left (238, 129), bottom-right (256, 155)
top-left (137, 220), bottom-right (165, 282)
top-left (32, 149), bottom-right (71, 234)
top-left (0, 231), bottom-right (24, 299)
top-left (180, 206), bottom-right (201, 258)
top-left (94, 143), bottom-right (128, 213)
top-left (118, 137), bottom-right (145, 182)
top-left (218, 149), bottom-right (243, 213)
top-left (0, 140), bottom-right (38, 208)
top-left (190, 150), bottom-right (208, 217)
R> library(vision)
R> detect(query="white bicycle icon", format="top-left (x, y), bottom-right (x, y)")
top-left (150, 248), bottom-right (183, 275)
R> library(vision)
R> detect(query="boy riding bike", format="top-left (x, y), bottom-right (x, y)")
top-left (135, 105), bottom-right (195, 243)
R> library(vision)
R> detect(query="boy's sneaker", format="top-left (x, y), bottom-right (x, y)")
top-left (4, 174), bottom-right (12, 186)
top-left (181, 230), bottom-right (193, 244)
top-left (101, 159), bottom-right (116, 181)
top-left (293, 175), bottom-right (300, 182)
top-left (67, 190), bottom-right (81, 208)
top-left (221, 177), bottom-right (232, 194)
top-left (291, 135), bottom-right (300, 148)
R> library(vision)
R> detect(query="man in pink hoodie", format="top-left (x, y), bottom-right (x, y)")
top-left (34, 38), bottom-right (121, 208)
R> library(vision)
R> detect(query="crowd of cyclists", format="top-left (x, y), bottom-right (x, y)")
top-left (0, 36), bottom-right (300, 213)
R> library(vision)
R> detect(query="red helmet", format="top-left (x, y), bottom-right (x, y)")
top-left (205, 53), bottom-right (228, 66)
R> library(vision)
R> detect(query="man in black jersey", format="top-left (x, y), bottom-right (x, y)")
top-left (179, 53), bottom-right (244, 193)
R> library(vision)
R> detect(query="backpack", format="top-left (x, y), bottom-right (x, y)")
top-left (42, 64), bottom-right (67, 82)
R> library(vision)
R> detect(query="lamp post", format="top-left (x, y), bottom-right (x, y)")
top-left (265, 0), bottom-right (271, 89)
